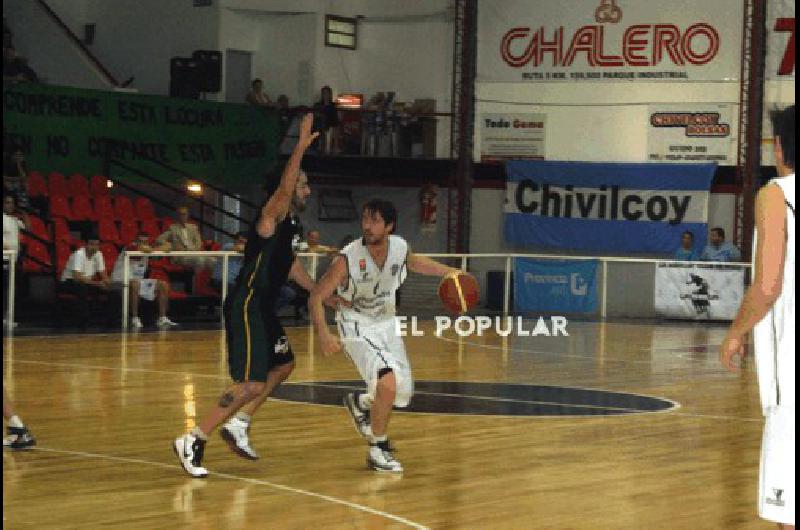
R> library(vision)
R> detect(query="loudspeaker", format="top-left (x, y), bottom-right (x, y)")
top-left (192, 50), bottom-right (222, 93)
top-left (169, 57), bottom-right (201, 99)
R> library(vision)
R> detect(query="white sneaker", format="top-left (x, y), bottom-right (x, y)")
top-left (220, 417), bottom-right (259, 460)
top-left (343, 393), bottom-right (372, 439)
top-left (173, 434), bottom-right (209, 478)
top-left (367, 441), bottom-right (403, 473)
top-left (157, 316), bottom-right (179, 328)
top-left (131, 317), bottom-right (143, 329)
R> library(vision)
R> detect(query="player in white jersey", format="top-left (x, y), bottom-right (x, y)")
top-left (721, 104), bottom-right (795, 529)
top-left (310, 199), bottom-right (475, 472)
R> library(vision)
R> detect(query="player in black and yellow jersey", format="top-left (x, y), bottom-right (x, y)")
top-left (174, 113), bottom-right (344, 478)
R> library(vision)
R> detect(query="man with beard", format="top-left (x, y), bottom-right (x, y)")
top-left (174, 114), bottom-right (344, 477)
top-left (309, 199), bottom-right (476, 472)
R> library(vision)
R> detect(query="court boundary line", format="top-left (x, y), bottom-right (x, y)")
top-left (27, 446), bottom-right (429, 530)
top-left (10, 358), bottom-right (761, 422)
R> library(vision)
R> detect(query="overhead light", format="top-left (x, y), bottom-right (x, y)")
top-left (187, 182), bottom-right (203, 194)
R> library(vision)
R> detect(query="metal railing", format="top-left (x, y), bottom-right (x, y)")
top-left (3, 250), bottom-right (17, 334)
top-left (115, 250), bottom-right (752, 329)
top-left (1, 248), bottom-right (751, 332)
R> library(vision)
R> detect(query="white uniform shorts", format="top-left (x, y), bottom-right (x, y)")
top-left (337, 318), bottom-right (413, 408)
top-left (135, 279), bottom-right (159, 301)
top-left (759, 405), bottom-right (795, 525)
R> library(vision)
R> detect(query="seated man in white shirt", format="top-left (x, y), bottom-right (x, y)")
top-left (112, 232), bottom-right (178, 329)
top-left (60, 237), bottom-right (112, 325)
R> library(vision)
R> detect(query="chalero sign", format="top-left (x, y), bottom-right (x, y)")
top-left (481, 0), bottom-right (741, 82)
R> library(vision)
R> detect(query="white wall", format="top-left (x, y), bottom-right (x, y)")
top-left (296, 184), bottom-right (448, 253)
top-left (4, 0), bottom-right (110, 90)
top-left (476, 82), bottom-right (741, 163)
top-left (81, 0), bottom-right (220, 96)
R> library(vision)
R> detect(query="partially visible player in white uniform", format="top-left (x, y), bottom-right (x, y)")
top-left (721, 104), bottom-right (795, 530)
top-left (310, 199), bottom-right (474, 472)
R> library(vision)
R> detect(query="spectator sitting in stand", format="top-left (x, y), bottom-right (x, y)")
top-left (211, 231), bottom-right (247, 292)
top-left (3, 195), bottom-right (28, 327)
top-left (112, 232), bottom-right (177, 329)
top-left (60, 237), bottom-right (113, 326)
top-left (314, 85), bottom-right (340, 154)
top-left (3, 46), bottom-right (38, 82)
top-left (245, 78), bottom-right (273, 107)
top-left (673, 231), bottom-right (699, 261)
top-left (700, 227), bottom-right (742, 262)
top-left (156, 205), bottom-right (214, 275)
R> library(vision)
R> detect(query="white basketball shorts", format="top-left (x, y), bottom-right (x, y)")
top-left (137, 279), bottom-right (159, 301)
top-left (337, 318), bottom-right (413, 408)
top-left (759, 405), bottom-right (795, 525)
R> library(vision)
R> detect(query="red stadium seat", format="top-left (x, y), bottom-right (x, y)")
top-left (26, 215), bottom-right (51, 242)
top-left (48, 172), bottom-right (69, 196)
top-left (55, 241), bottom-right (71, 277)
top-left (27, 171), bottom-right (48, 198)
top-left (98, 218), bottom-right (121, 246)
top-left (52, 217), bottom-right (73, 244)
top-left (140, 219), bottom-right (161, 241)
top-left (193, 268), bottom-right (219, 297)
top-left (99, 243), bottom-right (119, 272)
top-left (91, 175), bottom-right (111, 197)
top-left (135, 197), bottom-right (156, 221)
top-left (22, 239), bottom-right (52, 273)
top-left (94, 195), bottom-right (115, 220)
top-left (148, 269), bottom-right (187, 300)
top-left (71, 195), bottom-right (95, 221)
top-left (119, 219), bottom-right (139, 247)
top-left (68, 174), bottom-right (90, 197)
top-left (49, 194), bottom-right (73, 220)
top-left (114, 195), bottom-right (136, 221)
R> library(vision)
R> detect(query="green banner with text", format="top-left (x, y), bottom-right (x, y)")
top-left (3, 82), bottom-right (279, 186)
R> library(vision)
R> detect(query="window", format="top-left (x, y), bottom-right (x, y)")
top-left (325, 15), bottom-right (357, 50)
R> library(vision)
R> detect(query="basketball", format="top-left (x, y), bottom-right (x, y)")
top-left (438, 273), bottom-right (480, 314)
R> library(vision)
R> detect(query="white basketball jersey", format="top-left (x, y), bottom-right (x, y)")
top-left (336, 235), bottom-right (409, 324)
top-left (753, 173), bottom-right (795, 412)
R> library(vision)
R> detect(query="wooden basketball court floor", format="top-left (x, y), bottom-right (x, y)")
top-left (3, 320), bottom-right (773, 529)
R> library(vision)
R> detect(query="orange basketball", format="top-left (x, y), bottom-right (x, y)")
top-left (438, 273), bottom-right (480, 314)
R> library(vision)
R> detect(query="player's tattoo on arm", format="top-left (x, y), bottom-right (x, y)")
top-left (218, 391), bottom-right (235, 408)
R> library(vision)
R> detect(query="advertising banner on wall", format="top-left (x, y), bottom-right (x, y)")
top-left (766, 0), bottom-right (796, 80)
top-left (647, 104), bottom-right (734, 165)
top-left (762, 0), bottom-right (795, 165)
top-left (3, 82), bottom-right (279, 186)
top-left (654, 263), bottom-right (746, 320)
top-left (478, 0), bottom-right (743, 83)
top-left (504, 160), bottom-right (715, 253)
top-left (514, 258), bottom-right (598, 313)
top-left (480, 113), bottom-right (546, 163)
